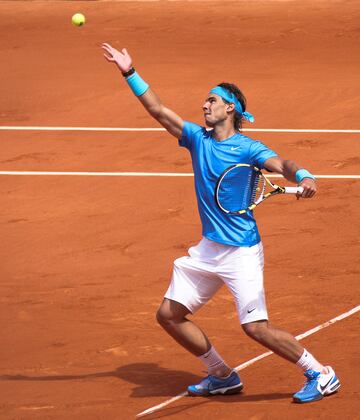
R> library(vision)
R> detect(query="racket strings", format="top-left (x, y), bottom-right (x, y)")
top-left (253, 175), bottom-right (266, 204)
top-left (216, 165), bottom-right (262, 213)
top-left (250, 175), bottom-right (260, 202)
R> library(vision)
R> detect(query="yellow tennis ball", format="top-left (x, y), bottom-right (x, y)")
top-left (72, 13), bottom-right (86, 27)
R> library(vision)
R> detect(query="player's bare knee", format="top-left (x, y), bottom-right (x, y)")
top-left (156, 300), bottom-right (187, 327)
top-left (242, 320), bottom-right (268, 341)
top-left (156, 306), bottom-right (171, 326)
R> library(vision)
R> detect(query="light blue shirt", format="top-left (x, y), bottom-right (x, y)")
top-left (179, 121), bottom-right (278, 247)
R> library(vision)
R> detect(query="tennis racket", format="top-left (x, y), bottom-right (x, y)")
top-left (215, 163), bottom-right (303, 215)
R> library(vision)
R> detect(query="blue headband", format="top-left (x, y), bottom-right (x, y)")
top-left (209, 86), bottom-right (255, 123)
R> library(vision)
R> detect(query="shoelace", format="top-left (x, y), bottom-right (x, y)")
top-left (301, 371), bottom-right (320, 391)
top-left (196, 375), bottom-right (211, 388)
top-left (302, 377), bottom-right (317, 391)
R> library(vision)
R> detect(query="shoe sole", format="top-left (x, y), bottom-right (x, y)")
top-left (293, 394), bottom-right (324, 404)
top-left (188, 383), bottom-right (243, 397)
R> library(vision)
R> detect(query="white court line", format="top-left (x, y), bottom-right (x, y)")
top-left (136, 304), bottom-right (360, 418)
top-left (0, 126), bottom-right (164, 132)
top-left (0, 171), bottom-right (359, 179)
top-left (0, 171), bottom-right (193, 177)
top-left (1, 126), bottom-right (360, 134)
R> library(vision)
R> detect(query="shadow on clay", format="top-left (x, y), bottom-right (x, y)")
top-left (0, 363), bottom-right (200, 398)
top-left (0, 362), bottom-right (293, 402)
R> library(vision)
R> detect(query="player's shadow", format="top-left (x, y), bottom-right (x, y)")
top-left (114, 363), bottom-right (202, 397)
top-left (0, 363), bottom-right (200, 398)
top-left (0, 363), bottom-right (293, 403)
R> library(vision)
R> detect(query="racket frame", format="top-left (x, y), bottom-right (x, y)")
top-left (215, 163), bottom-right (303, 215)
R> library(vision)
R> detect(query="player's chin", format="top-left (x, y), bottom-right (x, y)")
top-left (204, 117), bottom-right (215, 127)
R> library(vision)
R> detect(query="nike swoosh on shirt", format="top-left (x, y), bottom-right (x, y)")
top-left (247, 308), bottom-right (256, 313)
top-left (231, 146), bottom-right (242, 151)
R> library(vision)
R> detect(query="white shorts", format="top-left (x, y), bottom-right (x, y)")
top-left (164, 237), bottom-right (268, 324)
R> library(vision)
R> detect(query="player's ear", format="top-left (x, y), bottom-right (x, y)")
top-left (225, 103), bottom-right (235, 113)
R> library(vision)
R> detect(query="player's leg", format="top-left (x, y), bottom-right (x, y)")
top-left (156, 298), bottom-right (243, 397)
top-left (156, 298), bottom-right (211, 357)
top-left (242, 320), bottom-right (314, 364)
top-left (241, 320), bottom-right (340, 402)
top-left (221, 241), bottom-right (313, 363)
top-left (157, 250), bottom-right (231, 377)
top-left (157, 239), bottom-right (243, 395)
top-left (221, 241), bottom-right (340, 403)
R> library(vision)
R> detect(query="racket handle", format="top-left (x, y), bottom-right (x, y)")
top-left (284, 186), bottom-right (304, 194)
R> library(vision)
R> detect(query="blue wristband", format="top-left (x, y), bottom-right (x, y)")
top-left (126, 71), bottom-right (149, 97)
top-left (295, 169), bottom-right (315, 183)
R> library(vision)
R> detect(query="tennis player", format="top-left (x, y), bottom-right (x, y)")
top-left (102, 43), bottom-right (340, 404)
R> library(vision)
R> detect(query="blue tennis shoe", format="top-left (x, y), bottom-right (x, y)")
top-left (293, 366), bottom-right (340, 403)
top-left (188, 370), bottom-right (243, 396)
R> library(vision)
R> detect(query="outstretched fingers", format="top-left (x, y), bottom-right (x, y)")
top-left (102, 43), bottom-right (114, 54)
top-left (102, 43), bottom-right (120, 62)
top-left (103, 53), bottom-right (115, 62)
top-left (102, 42), bottom-right (117, 52)
top-left (101, 43), bottom-right (132, 72)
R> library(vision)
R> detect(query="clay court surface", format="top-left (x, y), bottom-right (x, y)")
top-left (0, 0), bottom-right (359, 418)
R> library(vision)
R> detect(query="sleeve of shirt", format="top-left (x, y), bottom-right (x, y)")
top-left (178, 121), bottom-right (204, 151)
top-left (249, 140), bottom-right (278, 169)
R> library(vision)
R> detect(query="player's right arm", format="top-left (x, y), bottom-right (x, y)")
top-left (102, 43), bottom-right (183, 139)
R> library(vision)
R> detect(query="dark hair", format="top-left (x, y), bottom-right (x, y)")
top-left (217, 82), bottom-right (247, 131)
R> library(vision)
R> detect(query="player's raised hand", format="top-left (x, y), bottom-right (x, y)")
top-left (102, 43), bottom-right (132, 73)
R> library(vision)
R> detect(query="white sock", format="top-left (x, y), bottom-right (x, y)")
top-left (198, 346), bottom-right (230, 376)
top-left (296, 349), bottom-right (325, 373)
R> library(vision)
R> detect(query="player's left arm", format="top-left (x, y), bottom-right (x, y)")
top-left (263, 156), bottom-right (316, 198)
top-left (101, 43), bottom-right (183, 139)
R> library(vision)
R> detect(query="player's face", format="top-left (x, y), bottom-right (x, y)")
top-left (202, 94), bottom-right (230, 127)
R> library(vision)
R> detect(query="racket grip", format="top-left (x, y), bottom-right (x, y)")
top-left (284, 186), bottom-right (304, 194)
